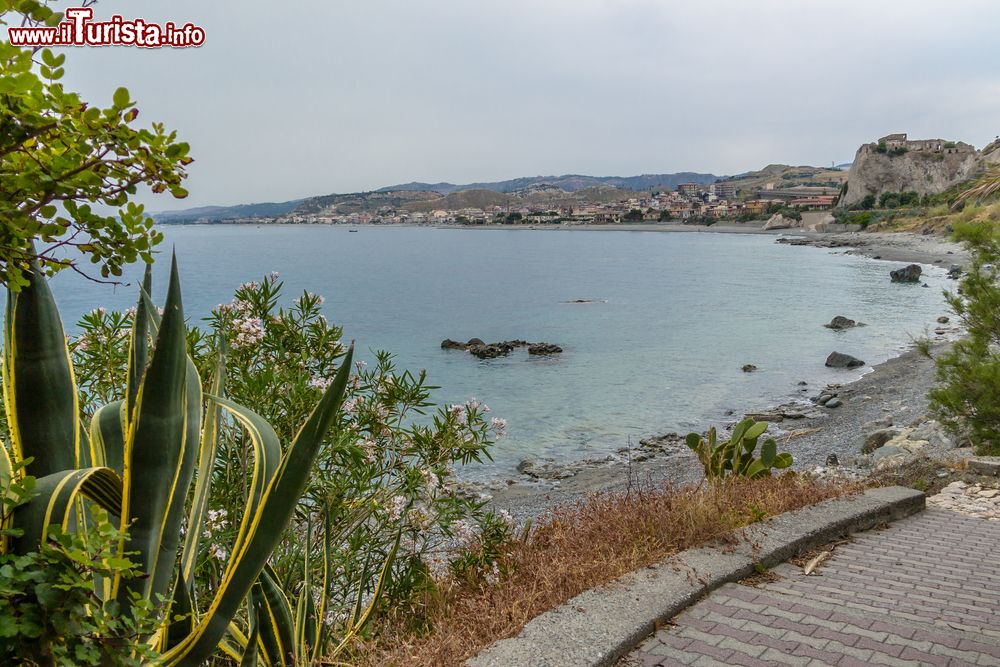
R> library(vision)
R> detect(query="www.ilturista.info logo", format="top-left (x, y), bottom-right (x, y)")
top-left (7, 7), bottom-right (205, 48)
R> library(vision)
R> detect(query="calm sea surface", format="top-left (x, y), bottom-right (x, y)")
top-left (50, 226), bottom-right (949, 477)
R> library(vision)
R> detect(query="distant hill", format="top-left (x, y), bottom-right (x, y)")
top-left (377, 172), bottom-right (718, 195)
top-left (292, 190), bottom-right (441, 216)
top-left (153, 200), bottom-right (303, 223)
top-left (714, 164), bottom-right (849, 192)
top-left (154, 166), bottom-right (855, 223)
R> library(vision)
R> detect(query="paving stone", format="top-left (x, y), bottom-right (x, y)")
top-left (625, 509), bottom-right (1000, 667)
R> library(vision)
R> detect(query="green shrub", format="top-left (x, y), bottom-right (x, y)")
top-left (685, 419), bottom-right (793, 482)
top-left (927, 222), bottom-right (1000, 453)
top-left (0, 480), bottom-right (159, 667)
top-left (65, 273), bottom-right (507, 661)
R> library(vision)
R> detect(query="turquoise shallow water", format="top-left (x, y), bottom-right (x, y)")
top-left (50, 226), bottom-right (949, 476)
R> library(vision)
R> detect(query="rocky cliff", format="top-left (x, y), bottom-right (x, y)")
top-left (840, 135), bottom-right (986, 208)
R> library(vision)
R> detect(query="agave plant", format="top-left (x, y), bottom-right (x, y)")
top-left (685, 419), bottom-right (792, 482)
top-left (0, 255), bottom-right (381, 665)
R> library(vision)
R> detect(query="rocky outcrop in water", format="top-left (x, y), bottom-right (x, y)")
top-left (442, 338), bottom-right (561, 359)
top-left (824, 316), bottom-right (864, 330)
top-left (890, 264), bottom-right (923, 283)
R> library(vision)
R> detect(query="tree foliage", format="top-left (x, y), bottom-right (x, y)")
top-left (927, 222), bottom-right (1000, 454)
top-left (0, 0), bottom-right (191, 289)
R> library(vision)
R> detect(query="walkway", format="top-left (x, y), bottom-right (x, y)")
top-left (625, 508), bottom-right (1000, 666)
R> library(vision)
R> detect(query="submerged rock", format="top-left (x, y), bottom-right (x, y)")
top-left (824, 315), bottom-right (865, 330)
top-left (528, 343), bottom-right (563, 355)
top-left (825, 351), bottom-right (865, 369)
top-left (742, 364), bottom-right (758, 373)
top-left (890, 264), bottom-right (922, 283)
top-left (441, 339), bottom-right (467, 350)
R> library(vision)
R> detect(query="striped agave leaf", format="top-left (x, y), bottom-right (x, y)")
top-left (161, 344), bottom-right (354, 666)
top-left (10, 466), bottom-right (123, 554)
top-left (2, 260), bottom-right (81, 477)
top-left (114, 254), bottom-right (199, 615)
top-left (1, 254), bottom-right (368, 665)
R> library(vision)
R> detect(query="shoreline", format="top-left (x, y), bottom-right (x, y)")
top-left (471, 227), bottom-right (968, 520)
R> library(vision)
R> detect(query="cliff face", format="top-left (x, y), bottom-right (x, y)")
top-left (840, 138), bottom-right (984, 208)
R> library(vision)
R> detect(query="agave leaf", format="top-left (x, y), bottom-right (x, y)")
top-left (312, 508), bottom-right (334, 662)
top-left (10, 467), bottom-right (123, 553)
top-left (2, 261), bottom-right (80, 476)
top-left (162, 345), bottom-right (354, 667)
top-left (0, 442), bottom-right (11, 490)
top-left (241, 589), bottom-right (260, 667)
top-left (163, 574), bottom-right (196, 652)
top-left (126, 264), bottom-right (153, 421)
top-left (255, 565), bottom-right (295, 666)
top-left (209, 395), bottom-right (282, 558)
top-left (218, 623), bottom-right (253, 664)
top-left (294, 520), bottom-right (312, 665)
top-left (117, 254), bottom-right (191, 610)
top-left (90, 400), bottom-right (126, 474)
top-left (180, 347), bottom-right (226, 588)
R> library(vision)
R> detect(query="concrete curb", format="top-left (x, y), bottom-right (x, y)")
top-left (466, 486), bottom-right (925, 667)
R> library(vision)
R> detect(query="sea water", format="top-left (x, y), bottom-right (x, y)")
top-left (49, 225), bottom-right (950, 476)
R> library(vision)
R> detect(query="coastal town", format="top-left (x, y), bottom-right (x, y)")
top-left (215, 180), bottom-right (844, 227)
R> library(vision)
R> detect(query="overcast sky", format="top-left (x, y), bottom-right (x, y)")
top-left (59, 0), bottom-right (1000, 210)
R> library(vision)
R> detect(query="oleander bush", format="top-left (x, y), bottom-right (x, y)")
top-left (0, 261), bottom-right (510, 664)
top-left (63, 270), bottom-right (510, 661)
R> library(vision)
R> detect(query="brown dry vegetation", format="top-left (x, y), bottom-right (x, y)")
top-left (348, 475), bottom-right (854, 666)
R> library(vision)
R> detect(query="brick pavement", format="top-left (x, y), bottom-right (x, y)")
top-left (624, 508), bottom-right (1000, 666)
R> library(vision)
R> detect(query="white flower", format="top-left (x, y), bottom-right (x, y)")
top-left (490, 417), bottom-right (507, 437)
top-left (422, 469), bottom-right (440, 495)
top-left (268, 271), bottom-right (280, 283)
top-left (232, 317), bottom-right (265, 349)
top-left (450, 404), bottom-right (467, 425)
top-left (407, 505), bottom-right (433, 532)
top-left (451, 519), bottom-right (477, 544)
top-left (239, 281), bottom-right (260, 291)
top-left (498, 509), bottom-right (514, 526)
top-left (308, 376), bottom-right (332, 391)
top-left (360, 437), bottom-right (378, 464)
top-left (484, 562), bottom-right (500, 586)
top-left (388, 494), bottom-right (408, 521)
top-left (466, 398), bottom-right (481, 411)
top-left (209, 543), bottom-right (228, 561)
top-left (424, 553), bottom-right (450, 582)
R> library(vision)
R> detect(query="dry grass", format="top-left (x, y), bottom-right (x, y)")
top-left (349, 475), bottom-right (854, 666)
